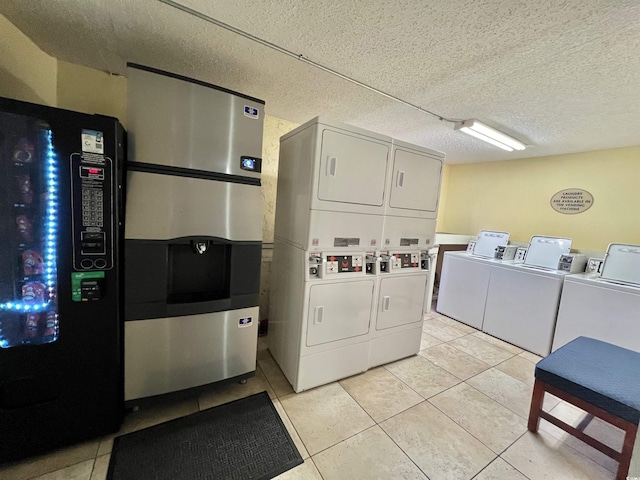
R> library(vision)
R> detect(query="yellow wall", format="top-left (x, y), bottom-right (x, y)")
top-left (56, 61), bottom-right (128, 126)
top-left (438, 147), bottom-right (640, 251)
top-left (0, 13), bottom-right (57, 105)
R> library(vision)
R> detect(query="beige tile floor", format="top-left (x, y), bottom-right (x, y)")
top-left (0, 311), bottom-right (625, 480)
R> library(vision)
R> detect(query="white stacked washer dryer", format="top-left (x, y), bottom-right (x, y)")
top-left (370, 140), bottom-right (444, 368)
top-left (269, 118), bottom-right (443, 392)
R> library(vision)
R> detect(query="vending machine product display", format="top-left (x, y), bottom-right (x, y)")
top-left (0, 96), bottom-right (125, 461)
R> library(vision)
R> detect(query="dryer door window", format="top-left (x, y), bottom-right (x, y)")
top-left (317, 130), bottom-right (388, 206)
top-left (306, 280), bottom-right (373, 347)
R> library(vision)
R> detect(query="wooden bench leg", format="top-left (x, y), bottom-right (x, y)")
top-left (617, 423), bottom-right (638, 480)
top-left (528, 378), bottom-right (545, 432)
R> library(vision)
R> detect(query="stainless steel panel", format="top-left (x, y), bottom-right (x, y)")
top-left (127, 67), bottom-right (263, 177)
top-left (124, 307), bottom-right (259, 401)
top-left (125, 171), bottom-right (261, 241)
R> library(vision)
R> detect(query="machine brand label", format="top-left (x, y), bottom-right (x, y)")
top-left (334, 237), bottom-right (359, 247)
top-left (243, 106), bottom-right (259, 119)
top-left (238, 316), bottom-right (253, 328)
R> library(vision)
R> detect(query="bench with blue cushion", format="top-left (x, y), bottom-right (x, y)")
top-left (528, 336), bottom-right (640, 480)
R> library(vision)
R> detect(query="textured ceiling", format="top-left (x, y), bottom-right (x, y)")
top-left (1, 0), bottom-right (639, 163)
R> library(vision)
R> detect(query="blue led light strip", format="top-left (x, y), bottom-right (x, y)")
top-left (0, 130), bottom-right (57, 312)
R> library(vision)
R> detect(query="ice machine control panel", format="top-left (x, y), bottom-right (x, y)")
top-left (240, 156), bottom-right (262, 173)
top-left (71, 153), bottom-right (114, 271)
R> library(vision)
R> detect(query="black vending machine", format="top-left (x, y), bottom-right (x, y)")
top-left (0, 97), bottom-right (125, 462)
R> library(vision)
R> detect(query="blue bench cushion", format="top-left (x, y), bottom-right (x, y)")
top-left (535, 336), bottom-right (640, 424)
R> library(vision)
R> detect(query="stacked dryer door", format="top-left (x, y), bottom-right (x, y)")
top-left (369, 250), bottom-right (428, 368)
top-left (270, 243), bottom-right (375, 392)
top-left (382, 140), bottom-right (443, 251)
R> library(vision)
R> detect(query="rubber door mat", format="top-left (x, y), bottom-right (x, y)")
top-left (107, 391), bottom-right (302, 480)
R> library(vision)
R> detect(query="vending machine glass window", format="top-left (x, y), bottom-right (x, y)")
top-left (0, 112), bottom-right (58, 348)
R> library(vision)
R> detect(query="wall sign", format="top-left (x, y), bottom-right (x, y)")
top-left (550, 189), bottom-right (594, 214)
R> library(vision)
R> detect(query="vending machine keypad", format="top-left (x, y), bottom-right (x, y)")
top-left (71, 153), bottom-right (114, 271)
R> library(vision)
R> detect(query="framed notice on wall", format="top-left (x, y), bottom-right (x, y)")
top-left (550, 189), bottom-right (594, 214)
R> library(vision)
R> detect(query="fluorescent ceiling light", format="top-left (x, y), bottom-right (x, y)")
top-left (455, 119), bottom-right (526, 151)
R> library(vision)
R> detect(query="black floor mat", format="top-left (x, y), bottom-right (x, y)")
top-left (107, 391), bottom-right (303, 480)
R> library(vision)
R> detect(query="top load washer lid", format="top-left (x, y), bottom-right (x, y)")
top-left (600, 244), bottom-right (640, 286)
top-left (524, 236), bottom-right (572, 269)
top-left (472, 230), bottom-right (510, 258)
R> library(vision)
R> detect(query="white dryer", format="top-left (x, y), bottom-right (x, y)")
top-left (369, 250), bottom-right (428, 368)
top-left (269, 242), bottom-right (374, 392)
top-left (381, 140), bottom-right (444, 250)
top-left (275, 117), bottom-right (391, 251)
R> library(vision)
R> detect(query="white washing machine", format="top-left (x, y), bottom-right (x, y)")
top-left (436, 251), bottom-right (499, 329)
top-left (482, 263), bottom-right (567, 356)
top-left (553, 244), bottom-right (640, 352)
top-left (269, 242), bottom-right (374, 392)
top-left (369, 250), bottom-right (429, 368)
top-left (481, 236), bottom-right (573, 356)
top-left (553, 274), bottom-right (640, 352)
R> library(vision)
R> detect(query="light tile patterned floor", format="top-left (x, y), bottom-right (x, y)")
top-left (0, 311), bottom-right (625, 480)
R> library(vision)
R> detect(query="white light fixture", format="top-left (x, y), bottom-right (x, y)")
top-left (455, 119), bottom-right (526, 151)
